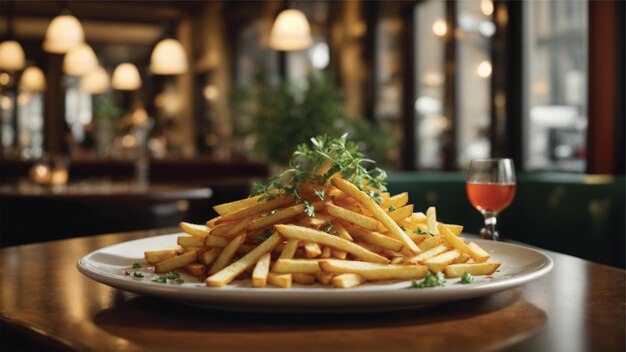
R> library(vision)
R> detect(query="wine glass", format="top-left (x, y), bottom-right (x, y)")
top-left (466, 159), bottom-right (516, 241)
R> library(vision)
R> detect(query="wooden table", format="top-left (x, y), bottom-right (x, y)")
top-left (1, 229), bottom-right (624, 351)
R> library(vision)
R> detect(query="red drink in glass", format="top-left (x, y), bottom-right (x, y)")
top-left (466, 183), bottom-right (516, 213)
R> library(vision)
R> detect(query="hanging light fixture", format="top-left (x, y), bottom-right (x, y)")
top-left (150, 38), bottom-right (188, 75)
top-left (80, 66), bottom-right (109, 94)
top-left (43, 13), bottom-right (84, 54)
top-left (0, 40), bottom-right (26, 71)
top-left (112, 63), bottom-right (142, 90)
top-left (19, 66), bottom-right (46, 92)
top-left (269, 9), bottom-right (313, 51)
top-left (63, 43), bottom-right (98, 76)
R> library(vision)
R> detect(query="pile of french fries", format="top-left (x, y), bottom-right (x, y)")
top-left (144, 177), bottom-right (501, 289)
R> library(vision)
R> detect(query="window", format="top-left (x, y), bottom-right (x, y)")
top-left (524, 0), bottom-right (587, 172)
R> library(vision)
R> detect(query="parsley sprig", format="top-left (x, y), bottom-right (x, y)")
top-left (251, 134), bottom-right (388, 217)
top-left (152, 271), bottom-right (184, 284)
top-left (414, 228), bottom-right (435, 236)
top-left (411, 272), bottom-right (446, 288)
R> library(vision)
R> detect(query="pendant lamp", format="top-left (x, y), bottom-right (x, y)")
top-left (81, 66), bottom-right (109, 94)
top-left (269, 9), bottom-right (313, 51)
top-left (63, 43), bottom-right (98, 76)
top-left (43, 13), bottom-right (84, 54)
top-left (150, 38), bottom-right (188, 75)
top-left (0, 40), bottom-right (26, 71)
top-left (19, 66), bottom-right (46, 92)
top-left (112, 63), bottom-right (141, 90)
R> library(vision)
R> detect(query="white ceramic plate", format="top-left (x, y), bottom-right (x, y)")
top-left (77, 233), bottom-right (553, 312)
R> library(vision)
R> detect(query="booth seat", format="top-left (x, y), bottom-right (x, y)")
top-left (387, 172), bottom-right (625, 268)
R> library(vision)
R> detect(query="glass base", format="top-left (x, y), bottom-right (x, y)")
top-left (480, 227), bottom-right (499, 241)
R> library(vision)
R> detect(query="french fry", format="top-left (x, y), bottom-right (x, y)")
top-left (275, 224), bottom-right (389, 264)
top-left (332, 178), bottom-right (420, 254)
top-left (184, 263), bottom-right (206, 277)
top-left (217, 195), bottom-right (294, 223)
top-left (292, 273), bottom-right (316, 285)
top-left (267, 273), bottom-right (292, 288)
top-left (206, 216), bottom-right (221, 228)
top-left (144, 249), bottom-right (177, 264)
top-left (199, 247), bottom-right (221, 266)
top-left (304, 242), bottom-right (322, 258)
top-left (444, 262), bottom-right (501, 278)
top-left (177, 235), bottom-right (205, 247)
top-left (211, 217), bottom-right (252, 239)
top-left (273, 259), bottom-right (321, 274)
top-left (330, 223), bottom-right (351, 259)
top-left (418, 236), bottom-right (443, 251)
top-left (423, 250), bottom-right (461, 273)
top-left (345, 225), bottom-right (404, 251)
top-left (326, 203), bottom-right (381, 230)
top-left (467, 242), bottom-right (490, 263)
top-left (205, 233), bottom-right (282, 287)
top-left (279, 239), bottom-right (299, 259)
top-left (252, 253), bottom-right (271, 288)
top-left (213, 194), bottom-right (264, 216)
top-left (204, 236), bottom-right (230, 248)
top-left (446, 224), bottom-right (463, 236)
top-left (439, 223), bottom-right (471, 255)
top-left (248, 201), bottom-right (324, 231)
top-left (315, 272), bottom-right (335, 285)
top-left (179, 222), bottom-right (209, 237)
top-left (209, 234), bottom-right (246, 274)
top-left (320, 259), bottom-right (429, 281)
top-left (332, 273), bottom-right (366, 288)
top-left (453, 252), bottom-right (471, 264)
top-left (380, 192), bottom-right (409, 210)
top-left (320, 246), bottom-right (332, 258)
top-left (426, 207), bottom-right (438, 235)
top-left (388, 204), bottom-right (414, 222)
top-left (155, 249), bottom-right (197, 274)
top-left (406, 244), bottom-right (448, 264)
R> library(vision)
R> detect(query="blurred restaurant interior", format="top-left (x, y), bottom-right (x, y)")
top-left (0, 0), bottom-right (624, 267)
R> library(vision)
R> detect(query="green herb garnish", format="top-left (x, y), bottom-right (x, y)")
top-left (176, 278), bottom-right (185, 284)
top-left (364, 190), bottom-right (383, 204)
top-left (400, 226), bottom-right (407, 231)
top-left (303, 200), bottom-right (315, 217)
top-left (261, 208), bottom-right (282, 217)
top-left (132, 272), bottom-right (144, 278)
top-left (252, 229), bottom-right (274, 243)
top-left (388, 205), bottom-right (396, 212)
top-left (251, 134), bottom-right (387, 209)
top-left (320, 222), bottom-right (334, 233)
top-left (411, 272), bottom-right (446, 288)
top-left (414, 228), bottom-right (435, 236)
top-left (151, 276), bottom-right (167, 284)
top-left (164, 271), bottom-right (180, 280)
top-left (151, 271), bottom-right (183, 284)
top-left (460, 272), bottom-right (474, 284)
top-left (132, 262), bottom-right (141, 269)
top-left (314, 189), bottom-right (326, 201)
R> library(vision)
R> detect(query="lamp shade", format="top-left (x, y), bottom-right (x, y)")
top-left (0, 40), bottom-right (26, 71)
top-left (43, 15), bottom-right (84, 53)
top-left (63, 43), bottom-right (98, 76)
top-left (111, 63), bottom-right (141, 90)
top-left (269, 9), bottom-right (313, 51)
top-left (150, 38), bottom-right (188, 75)
top-left (81, 66), bottom-right (109, 94)
top-left (20, 66), bottom-right (46, 92)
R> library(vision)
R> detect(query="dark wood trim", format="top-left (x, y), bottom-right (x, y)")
top-left (442, 0), bottom-right (457, 170)
top-left (362, 1), bottom-right (378, 124)
top-left (587, 0), bottom-right (620, 174)
top-left (43, 53), bottom-right (66, 155)
top-left (401, 7), bottom-right (416, 170)
top-left (491, 0), bottom-right (523, 171)
top-left (614, 0), bottom-right (625, 174)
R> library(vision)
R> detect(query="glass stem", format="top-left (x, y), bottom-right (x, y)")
top-left (481, 212), bottom-right (499, 241)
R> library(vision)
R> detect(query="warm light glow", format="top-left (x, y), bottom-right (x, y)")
top-left (150, 38), bottom-right (188, 75)
top-left (0, 73), bottom-right (10, 86)
top-left (20, 66), bottom-right (46, 92)
top-left (81, 66), bottom-right (109, 94)
top-left (269, 9), bottom-right (313, 51)
top-left (64, 44), bottom-right (98, 76)
top-left (43, 15), bottom-right (84, 53)
top-left (477, 60), bottom-right (492, 78)
top-left (31, 163), bottom-right (52, 184)
top-left (0, 40), bottom-right (26, 71)
top-left (309, 42), bottom-right (330, 69)
top-left (203, 85), bottom-right (219, 101)
top-left (111, 63), bottom-right (141, 90)
top-left (481, 0), bottom-right (494, 16)
top-left (432, 19), bottom-right (447, 37)
top-left (17, 92), bottom-right (31, 106)
top-left (1, 96), bottom-right (12, 110)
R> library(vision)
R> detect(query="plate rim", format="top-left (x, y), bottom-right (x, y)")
top-left (77, 233), bottom-right (553, 308)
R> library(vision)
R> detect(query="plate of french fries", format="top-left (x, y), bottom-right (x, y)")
top-left (78, 135), bottom-right (553, 312)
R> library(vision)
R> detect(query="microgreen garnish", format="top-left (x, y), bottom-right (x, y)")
top-left (251, 134), bottom-right (387, 211)
top-left (132, 262), bottom-right (141, 269)
top-left (252, 229), bottom-right (274, 243)
top-left (388, 205), bottom-right (396, 212)
top-left (151, 271), bottom-right (183, 284)
top-left (314, 189), bottom-right (326, 201)
top-left (320, 222), bottom-right (333, 233)
top-left (132, 272), bottom-right (144, 278)
top-left (303, 200), bottom-right (315, 217)
top-left (414, 228), bottom-right (435, 236)
top-left (460, 272), bottom-right (474, 284)
top-left (411, 272), bottom-right (446, 288)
